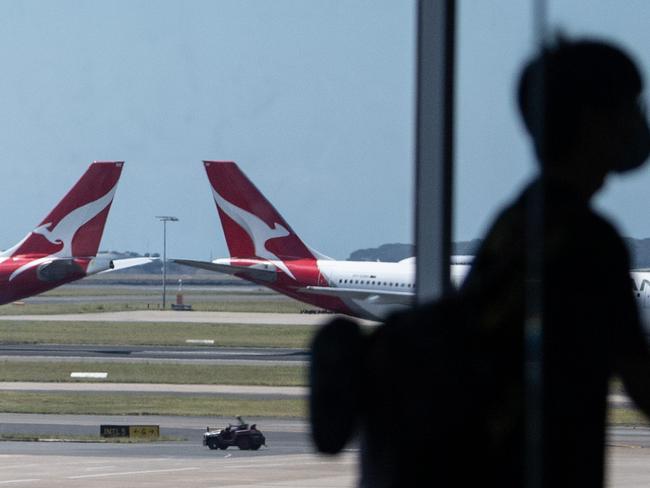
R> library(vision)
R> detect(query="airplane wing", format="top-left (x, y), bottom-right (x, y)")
top-left (174, 259), bottom-right (277, 282)
top-left (35, 256), bottom-right (156, 279)
top-left (94, 257), bottom-right (157, 274)
top-left (300, 286), bottom-right (414, 305)
top-left (108, 257), bottom-right (157, 272)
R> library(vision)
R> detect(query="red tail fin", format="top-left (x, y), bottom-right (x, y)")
top-left (203, 161), bottom-right (316, 261)
top-left (3, 162), bottom-right (123, 258)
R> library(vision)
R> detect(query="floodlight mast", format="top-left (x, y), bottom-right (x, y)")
top-left (155, 216), bottom-right (179, 309)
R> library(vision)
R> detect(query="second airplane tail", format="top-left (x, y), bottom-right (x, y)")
top-left (2, 162), bottom-right (123, 259)
top-left (204, 161), bottom-right (321, 262)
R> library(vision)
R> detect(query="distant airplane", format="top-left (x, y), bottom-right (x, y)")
top-left (0, 161), bottom-right (151, 305)
top-left (175, 161), bottom-right (469, 320)
top-left (630, 271), bottom-right (650, 326)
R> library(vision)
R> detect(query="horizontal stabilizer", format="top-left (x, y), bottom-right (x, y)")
top-left (174, 259), bottom-right (277, 282)
top-left (301, 286), bottom-right (415, 305)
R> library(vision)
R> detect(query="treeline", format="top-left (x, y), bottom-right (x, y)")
top-left (102, 237), bottom-right (650, 270)
top-left (347, 238), bottom-right (650, 267)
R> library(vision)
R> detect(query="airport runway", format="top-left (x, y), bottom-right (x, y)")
top-left (0, 450), bottom-right (357, 487)
top-left (1, 303), bottom-right (646, 485)
top-left (0, 310), bottom-right (351, 326)
top-left (0, 414), bottom-right (312, 454)
top-left (0, 344), bottom-right (308, 365)
top-left (0, 382), bottom-right (306, 398)
top-left (0, 414), bottom-right (648, 487)
top-left (0, 414), bottom-right (357, 487)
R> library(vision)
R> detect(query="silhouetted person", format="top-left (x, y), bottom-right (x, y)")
top-left (310, 37), bottom-right (650, 488)
top-left (458, 37), bottom-right (650, 487)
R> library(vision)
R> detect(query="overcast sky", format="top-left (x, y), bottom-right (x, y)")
top-left (1, 1), bottom-right (650, 261)
top-left (456, 0), bottom-right (650, 244)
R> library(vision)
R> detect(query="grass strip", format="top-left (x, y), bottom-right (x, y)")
top-left (0, 321), bottom-right (315, 348)
top-left (609, 406), bottom-right (650, 426)
top-left (0, 393), bottom-right (636, 425)
top-left (0, 391), bottom-right (305, 417)
top-left (0, 361), bottom-right (307, 386)
top-left (39, 288), bottom-right (275, 298)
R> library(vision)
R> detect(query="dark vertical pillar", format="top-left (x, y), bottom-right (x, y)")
top-left (415, 0), bottom-right (455, 304)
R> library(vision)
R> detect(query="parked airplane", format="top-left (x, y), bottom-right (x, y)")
top-left (0, 161), bottom-right (150, 305)
top-left (175, 161), bottom-right (469, 320)
top-left (176, 161), bottom-right (650, 324)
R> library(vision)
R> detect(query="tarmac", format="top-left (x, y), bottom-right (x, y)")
top-left (0, 382), bottom-right (306, 397)
top-left (0, 414), bottom-right (356, 487)
top-left (0, 307), bottom-right (646, 485)
top-left (0, 310), bottom-right (379, 326)
top-left (0, 310), bottom-right (350, 325)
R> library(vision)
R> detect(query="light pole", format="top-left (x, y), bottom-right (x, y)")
top-left (156, 216), bottom-right (178, 309)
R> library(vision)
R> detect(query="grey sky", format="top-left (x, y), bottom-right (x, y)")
top-left (0, 0), bottom-right (414, 260)
top-left (1, 1), bottom-right (649, 261)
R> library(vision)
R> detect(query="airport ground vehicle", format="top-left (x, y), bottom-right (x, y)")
top-left (203, 417), bottom-right (266, 450)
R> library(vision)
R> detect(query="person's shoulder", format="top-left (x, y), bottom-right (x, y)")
top-left (585, 209), bottom-right (627, 247)
top-left (479, 193), bottom-right (527, 249)
top-left (570, 208), bottom-right (631, 268)
top-left (544, 188), bottom-right (620, 240)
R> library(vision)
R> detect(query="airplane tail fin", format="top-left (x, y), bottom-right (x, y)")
top-left (203, 161), bottom-right (322, 262)
top-left (2, 162), bottom-right (124, 259)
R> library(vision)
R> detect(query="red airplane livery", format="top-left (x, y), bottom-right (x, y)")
top-left (0, 162), bottom-right (149, 305)
top-left (176, 161), bottom-right (471, 320)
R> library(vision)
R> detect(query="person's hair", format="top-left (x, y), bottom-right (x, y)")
top-left (517, 37), bottom-right (643, 164)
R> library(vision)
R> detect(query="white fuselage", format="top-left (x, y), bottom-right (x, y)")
top-left (631, 271), bottom-right (650, 333)
top-left (315, 262), bottom-right (650, 325)
top-left (315, 259), bottom-right (470, 320)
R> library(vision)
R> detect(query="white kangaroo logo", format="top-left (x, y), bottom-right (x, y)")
top-left (8, 185), bottom-right (117, 281)
top-left (211, 187), bottom-right (297, 280)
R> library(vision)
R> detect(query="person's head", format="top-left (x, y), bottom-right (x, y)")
top-left (517, 37), bottom-right (650, 178)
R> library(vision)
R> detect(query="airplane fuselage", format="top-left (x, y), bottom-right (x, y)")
top-left (0, 255), bottom-right (116, 305)
top-left (214, 257), bottom-right (470, 320)
top-left (221, 257), bottom-right (650, 323)
top-left (631, 271), bottom-right (650, 330)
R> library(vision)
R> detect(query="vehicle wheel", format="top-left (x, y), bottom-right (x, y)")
top-left (238, 437), bottom-right (251, 450)
top-left (251, 443), bottom-right (261, 451)
top-left (207, 439), bottom-right (218, 450)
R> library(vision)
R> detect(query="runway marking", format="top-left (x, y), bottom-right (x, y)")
top-left (67, 466), bottom-right (200, 479)
top-left (81, 465), bottom-right (117, 472)
top-left (202, 460), bottom-right (356, 470)
top-left (0, 480), bottom-right (41, 485)
top-left (70, 372), bottom-right (108, 379)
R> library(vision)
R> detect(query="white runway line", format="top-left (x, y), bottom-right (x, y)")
top-left (70, 372), bottom-right (108, 379)
top-left (0, 465), bottom-right (42, 471)
top-left (0, 480), bottom-right (41, 485)
top-left (67, 466), bottom-right (200, 479)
